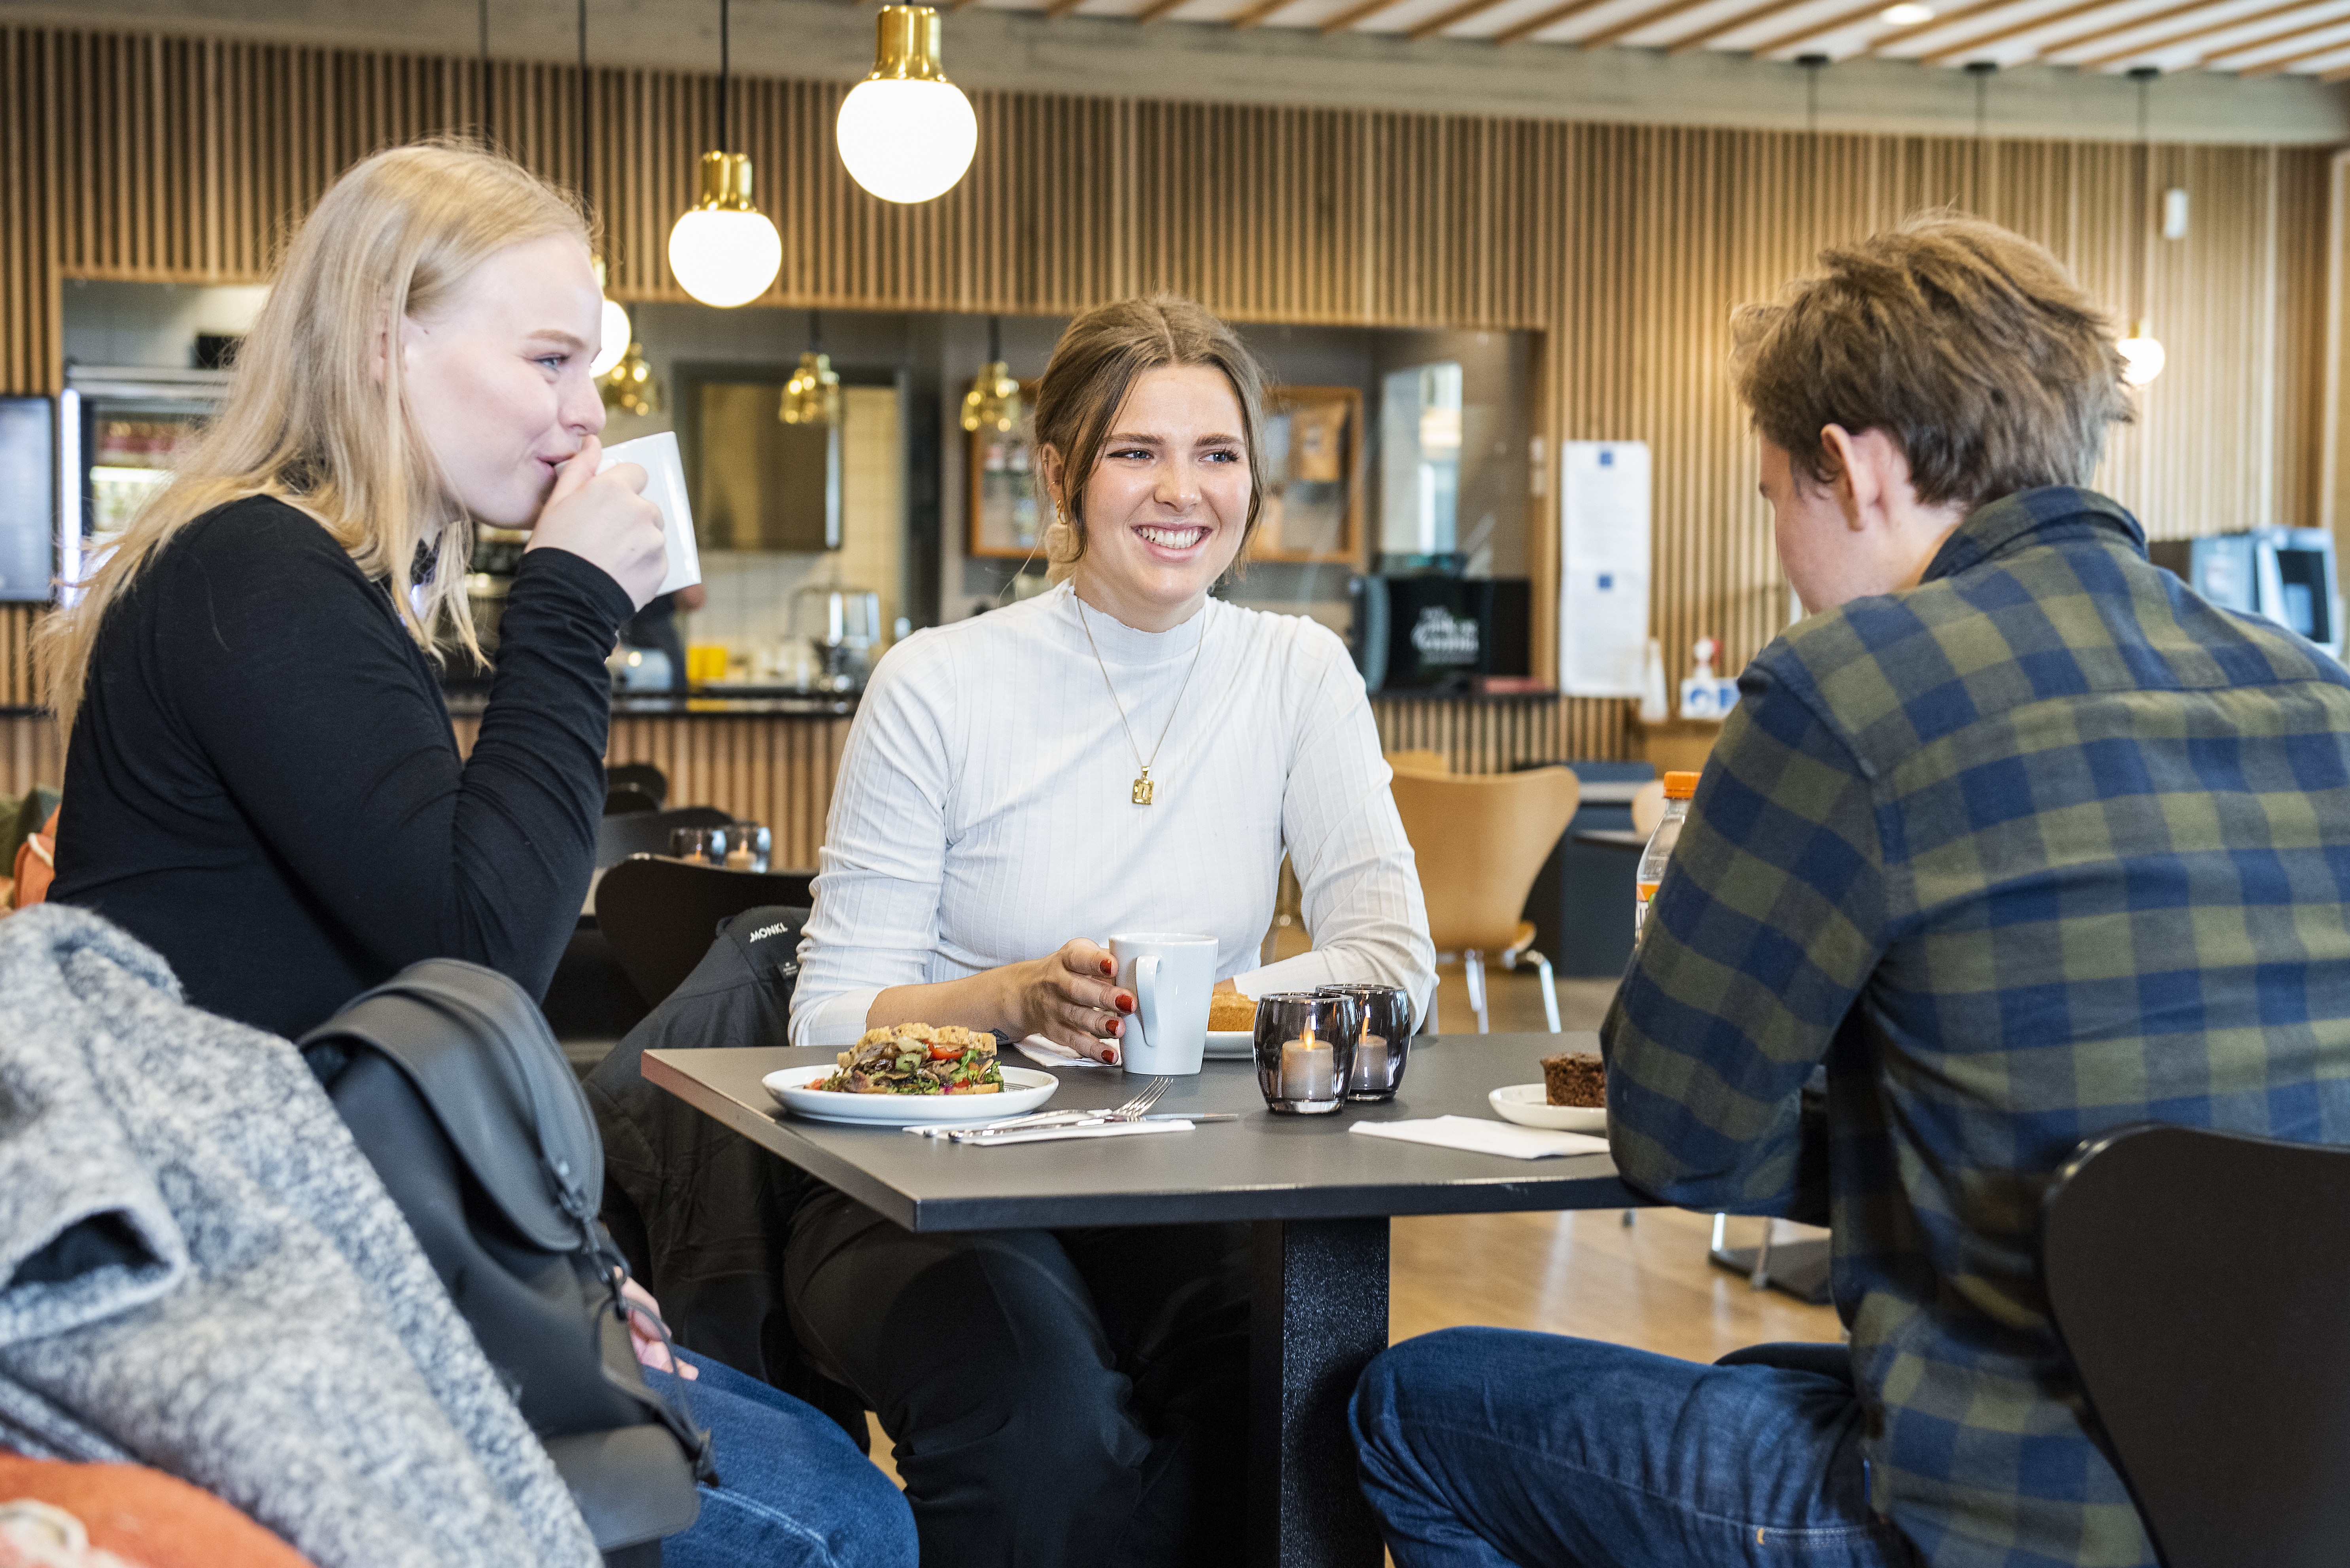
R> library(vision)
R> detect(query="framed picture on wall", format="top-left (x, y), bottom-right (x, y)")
top-left (966, 380), bottom-right (1044, 560)
top-left (1249, 385), bottom-right (1362, 565)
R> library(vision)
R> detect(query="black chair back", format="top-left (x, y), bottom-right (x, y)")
top-left (605, 763), bottom-right (668, 809)
top-left (603, 786), bottom-right (660, 817)
top-left (2040, 1122), bottom-right (2350, 1568)
top-left (596, 855), bottom-right (817, 1007)
top-left (594, 805), bottom-right (734, 869)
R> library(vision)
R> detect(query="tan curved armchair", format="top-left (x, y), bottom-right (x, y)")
top-left (1388, 765), bottom-right (1582, 1032)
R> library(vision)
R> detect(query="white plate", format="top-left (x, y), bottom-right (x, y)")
top-left (764, 1064), bottom-right (1059, 1125)
top-left (1205, 1030), bottom-right (1255, 1060)
top-left (1488, 1083), bottom-right (1607, 1133)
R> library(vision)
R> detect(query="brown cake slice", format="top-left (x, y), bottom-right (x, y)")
top-left (1540, 1052), bottom-right (1606, 1108)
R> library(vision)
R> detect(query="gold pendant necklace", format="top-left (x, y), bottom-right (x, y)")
top-left (1076, 593), bottom-right (1207, 807)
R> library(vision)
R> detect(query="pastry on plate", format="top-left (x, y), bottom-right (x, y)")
top-left (821, 1024), bottom-right (1003, 1095)
top-left (1540, 1051), bottom-right (1605, 1108)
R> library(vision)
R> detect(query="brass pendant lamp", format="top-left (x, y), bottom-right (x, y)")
top-left (836, 6), bottom-right (977, 205)
top-left (2116, 68), bottom-right (2167, 387)
top-left (781, 312), bottom-right (841, 427)
top-left (961, 315), bottom-right (1020, 434)
top-left (668, 0), bottom-right (783, 308)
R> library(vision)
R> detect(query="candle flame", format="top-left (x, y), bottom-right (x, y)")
top-left (1300, 1020), bottom-right (1316, 1047)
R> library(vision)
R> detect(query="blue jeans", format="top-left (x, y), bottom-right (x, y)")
top-left (1350, 1329), bottom-right (1918, 1568)
top-left (647, 1348), bottom-right (917, 1568)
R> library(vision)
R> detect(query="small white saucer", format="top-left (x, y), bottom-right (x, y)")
top-left (1488, 1083), bottom-right (1606, 1133)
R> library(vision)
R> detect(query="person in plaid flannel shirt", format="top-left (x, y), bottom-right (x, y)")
top-left (1351, 213), bottom-right (2350, 1567)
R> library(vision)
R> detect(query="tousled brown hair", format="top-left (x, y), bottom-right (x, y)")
top-left (1033, 295), bottom-right (1269, 573)
top-left (1731, 212), bottom-right (2133, 509)
top-left (40, 138), bottom-right (591, 738)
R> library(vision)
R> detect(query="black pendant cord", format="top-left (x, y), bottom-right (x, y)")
top-left (577, 0), bottom-right (590, 197)
top-left (478, 0), bottom-right (493, 144)
top-left (809, 310), bottom-right (824, 355)
top-left (987, 314), bottom-right (1002, 363)
top-left (719, 0), bottom-right (732, 155)
top-left (2132, 69), bottom-right (2155, 325)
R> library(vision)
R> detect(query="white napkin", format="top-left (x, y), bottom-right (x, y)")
top-left (1350, 1115), bottom-right (1610, 1161)
top-left (1010, 1034), bottom-right (1116, 1070)
top-left (596, 431), bottom-right (702, 595)
top-left (964, 1119), bottom-right (1193, 1147)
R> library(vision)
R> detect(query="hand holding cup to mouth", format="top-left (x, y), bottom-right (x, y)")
top-left (526, 433), bottom-right (668, 608)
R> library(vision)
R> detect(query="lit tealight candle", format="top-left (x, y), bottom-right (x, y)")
top-left (1351, 1033), bottom-right (1389, 1092)
top-left (1281, 1025), bottom-right (1337, 1101)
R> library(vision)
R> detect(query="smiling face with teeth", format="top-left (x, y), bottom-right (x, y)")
top-left (1042, 364), bottom-right (1254, 634)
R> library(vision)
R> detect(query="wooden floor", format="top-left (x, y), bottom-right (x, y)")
top-left (864, 960), bottom-right (1841, 1475)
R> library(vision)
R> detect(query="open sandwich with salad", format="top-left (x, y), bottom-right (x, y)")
top-left (820, 1023), bottom-right (1005, 1095)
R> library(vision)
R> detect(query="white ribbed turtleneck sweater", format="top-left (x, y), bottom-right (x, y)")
top-left (790, 580), bottom-right (1436, 1047)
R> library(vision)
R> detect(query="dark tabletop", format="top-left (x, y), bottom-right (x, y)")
top-left (644, 1031), bottom-right (1647, 1232)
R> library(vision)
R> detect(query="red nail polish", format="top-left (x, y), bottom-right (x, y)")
top-left (1105, 1047), bottom-right (1120, 1064)
top-left (1100, 960), bottom-right (1115, 975)
top-left (1106, 1018), bottom-right (1123, 1037)
top-left (1116, 994), bottom-right (1134, 1014)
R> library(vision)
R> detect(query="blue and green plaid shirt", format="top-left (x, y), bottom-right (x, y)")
top-left (1603, 486), bottom-right (2350, 1568)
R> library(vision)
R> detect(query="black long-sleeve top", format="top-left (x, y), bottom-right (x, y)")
top-left (52, 495), bottom-right (635, 1038)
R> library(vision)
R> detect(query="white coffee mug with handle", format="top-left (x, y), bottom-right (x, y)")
top-left (1108, 932), bottom-right (1218, 1076)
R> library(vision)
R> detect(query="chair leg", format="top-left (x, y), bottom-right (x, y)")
top-left (1525, 949), bottom-right (1561, 1033)
top-left (1464, 950), bottom-right (1488, 1033)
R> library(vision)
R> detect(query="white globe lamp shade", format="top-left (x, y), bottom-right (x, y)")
top-left (667, 152), bottom-right (783, 308)
top-left (838, 7), bottom-right (977, 206)
top-left (591, 296), bottom-right (632, 379)
top-left (2117, 320), bottom-right (2166, 387)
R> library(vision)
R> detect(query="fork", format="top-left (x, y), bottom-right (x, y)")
top-left (948, 1077), bottom-right (1173, 1143)
top-left (906, 1077), bottom-right (1173, 1139)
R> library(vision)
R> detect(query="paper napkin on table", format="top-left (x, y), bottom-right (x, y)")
top-left (1010, 1035), bottom-right (1116, 1070)
top-left (1351, 1115), bottom-right (1610, 1161)
top-left (964, 1119), bottom-right (1193, 1147)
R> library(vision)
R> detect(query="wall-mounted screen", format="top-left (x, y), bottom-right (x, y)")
top-left (0, 398), bottom-right (55, 603)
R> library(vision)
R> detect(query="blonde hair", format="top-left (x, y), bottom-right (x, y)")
top-left (40, 138), bottom-right (592, 736)
top-left (1730, 212), bottom-right (2132, 510)
top-left (1033, 295), bottom-right (1269, 580)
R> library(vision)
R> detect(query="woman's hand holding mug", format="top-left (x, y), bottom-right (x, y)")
top-left (527, 434), bottom-right (668, 608)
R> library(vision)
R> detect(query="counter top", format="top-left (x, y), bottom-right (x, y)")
top-left (442, 687), bottom-right (861, 719)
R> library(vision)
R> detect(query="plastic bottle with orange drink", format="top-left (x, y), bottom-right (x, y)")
top-left (1634, 771), bottom-right (1702, 937)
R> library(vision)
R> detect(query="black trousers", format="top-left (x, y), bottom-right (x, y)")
top-left (784, 1185), bottom-right (1253, 1568)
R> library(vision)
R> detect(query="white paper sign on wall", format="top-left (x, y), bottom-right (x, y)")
top-left (1558, 441), bottom-right (1651, 699)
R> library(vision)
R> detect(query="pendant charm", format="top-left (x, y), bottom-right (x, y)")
top-left (1132, 772), bottom-right (1155, 805)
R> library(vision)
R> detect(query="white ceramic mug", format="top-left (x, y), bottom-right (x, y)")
top-left (1108, 932), bottom-right (1218, 1076)
top-left (597, 431), bottom-right (703, 596)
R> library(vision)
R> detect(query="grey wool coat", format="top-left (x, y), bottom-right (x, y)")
top-left (0, 904), bottom-right (599, 1568)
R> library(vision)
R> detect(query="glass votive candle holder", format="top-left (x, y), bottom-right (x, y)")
top-left (1252, 992), bottom-right (1361, 1116)
top-left (726, 822), bottom-right (773, 873)
top-left (1315, 983), bottom-right (1412, 1101)
top-left (668, 825), bottom-right (731, 866)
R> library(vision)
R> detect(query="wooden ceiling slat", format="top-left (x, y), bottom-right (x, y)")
top-left (1854, 0), bottom-right (2028, 55)
top-left (1042, 0), bottom-right (1090, 15)
top-left (1916, 0), bottom-right (2131, 61)
top-left (1309, 0), bottom-right (1408, 31)
top-left (2228, 16), bottom-right (2350, 68)
top-left (1133, 0), bottom-right (1192, 20)
top-left (1671, 0), bottom-right (1830, 55)
top-left (2324, 51), bottom-right (2350, 72)
top-left (2074, 0), bottom-right (2315, 64)
top-left (1748, 0), bottom-right (1908, 57)
top-left (1493, 0), bottom-right (1616, 42)
top-left (2031, 0), bottom-right (2226, 56)
top-left (1578, 0), bottom-right (1732, 49)
top-left (1407, 0), bottom-right (1525, 39)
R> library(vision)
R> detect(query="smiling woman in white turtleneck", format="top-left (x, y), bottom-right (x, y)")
top-left (790, 321), bottom-right (1433, 1059)
top-left (779, 297), bottom-right (1433, 1568)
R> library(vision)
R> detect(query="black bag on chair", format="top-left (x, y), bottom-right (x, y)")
top-left (299, 958), bottom-right (712, 1566)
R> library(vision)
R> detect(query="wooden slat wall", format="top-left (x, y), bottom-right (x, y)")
top-left (451, 712), bottom-right (852, 869)
top-left (1, 24), bottom-right (2331, 782)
